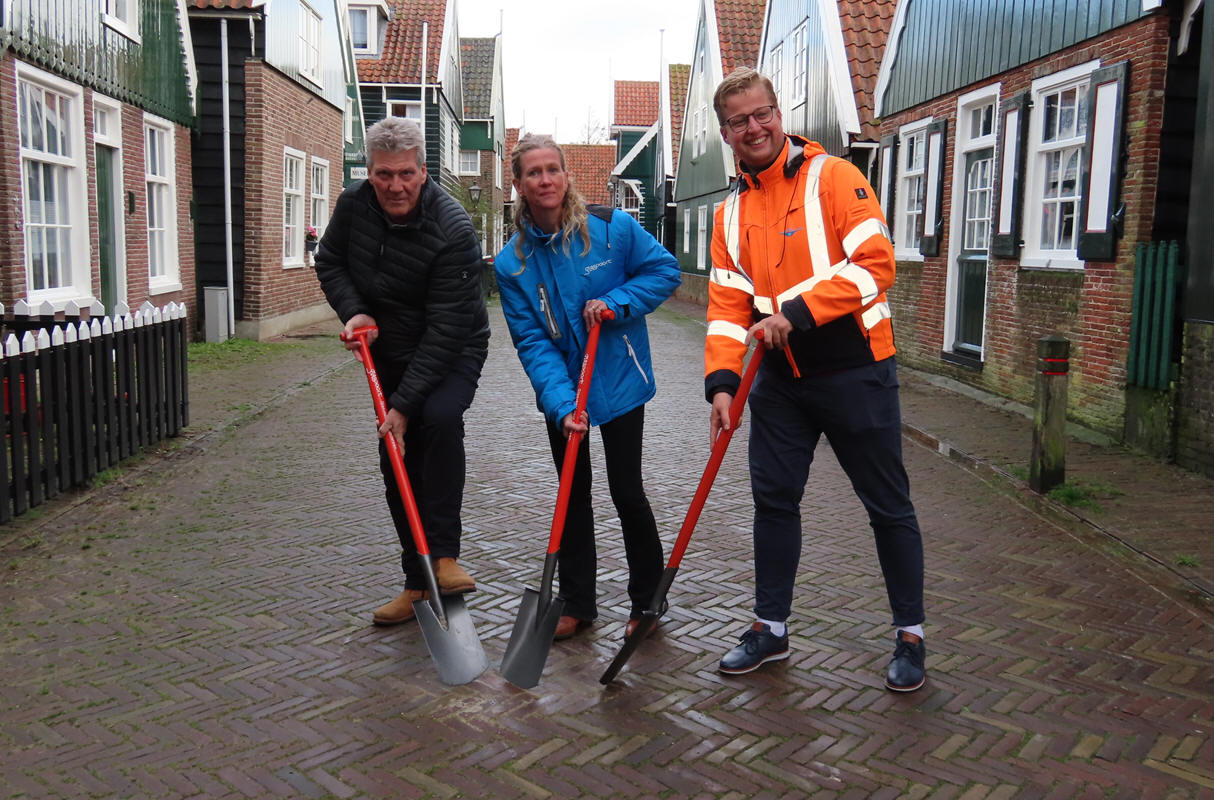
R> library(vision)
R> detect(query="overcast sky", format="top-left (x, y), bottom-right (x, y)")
top-left (457, 0), bottom-right (700, 142)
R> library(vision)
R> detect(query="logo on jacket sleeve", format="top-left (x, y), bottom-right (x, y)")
top-left (855, 187), bottom-right (868, 199)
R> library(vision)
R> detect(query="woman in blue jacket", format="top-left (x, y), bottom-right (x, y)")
top-left (495, 133), bottom-right (681, 641)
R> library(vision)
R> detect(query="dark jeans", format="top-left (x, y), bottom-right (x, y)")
top-left (545, 405), bottom-right (665, 620)
top-left (377, 353), bottom-right (483, 590)
top-left (746, 357), bottom-right (925, 627)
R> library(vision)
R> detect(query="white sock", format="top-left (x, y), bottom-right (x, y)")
top-left (897, 624), bottom-right (924, 640)
top-left (758, 617), bottom-right (786, 637)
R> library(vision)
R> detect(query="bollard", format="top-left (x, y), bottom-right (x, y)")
top-left (1030, 335), bottom-right (1069, 494)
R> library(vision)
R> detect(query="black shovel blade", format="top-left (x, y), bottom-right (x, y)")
top-left (598, 610), bottom-right (660, 684)
top-left (499, 588), bottom-right (565, 689)
top-left (414, 594), bottom-right (488, 685)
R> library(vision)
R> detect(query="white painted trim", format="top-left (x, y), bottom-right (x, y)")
top-left (612, 121), bottom-right (660, 176)
top-left (819, 0), bottom-right (861, 143)
top-left (873, 0), bottom-right (911, 118)
top-left (1085, 80), bottom-right (1119, 233)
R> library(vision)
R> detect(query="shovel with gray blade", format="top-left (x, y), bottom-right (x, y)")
top-left (344, 326), bottom-right (488, 686)
top-left (499, 310), bottom-right (613, 689)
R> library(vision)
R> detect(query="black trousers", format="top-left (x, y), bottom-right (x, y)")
top-left (747, 357), bottom-right (925, 627)
top-left (377, 353), bottom-right (483, 590)
top-left (545, 405), bottom-right (665, 620)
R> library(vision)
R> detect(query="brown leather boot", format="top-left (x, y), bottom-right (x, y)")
top-left (554, 616), bottom-right (592, 641)
top-left (372, 589), bottom-right (427, 625)
top-left (434, 557), bottom-right (476, 594)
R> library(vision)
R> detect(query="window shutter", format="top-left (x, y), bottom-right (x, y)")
top-left (919, 119), bottom-right (948, 257)
top-left (990, 90), bottom-right (1031, 258)
top-left (878, 133), bottom-right (898, 238)
top-left (1078, 61), bottom-right (1129, 262)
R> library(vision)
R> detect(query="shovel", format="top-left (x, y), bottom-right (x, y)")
top-left (343, 326), bottom-right (488, 686)
top-left (600, 333), bottom-right (767, 685)
top-left (500, 309), bottom-right (614, 689)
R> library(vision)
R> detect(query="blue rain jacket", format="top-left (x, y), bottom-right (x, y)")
top-left (495, 206), bottom-right (681, 427)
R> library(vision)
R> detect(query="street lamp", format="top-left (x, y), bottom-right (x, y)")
top-left (469, 183), bottom-right (482, 205)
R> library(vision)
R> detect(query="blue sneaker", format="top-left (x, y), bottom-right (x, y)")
top-left (718, 622), bottom-right (790, 675)
top-left (885, 631), bottom-right (926, 692)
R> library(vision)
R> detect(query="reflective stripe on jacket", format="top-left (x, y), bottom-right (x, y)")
top-left (705, 136), bottom-right (896, 397)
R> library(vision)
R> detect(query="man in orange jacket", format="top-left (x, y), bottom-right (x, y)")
top-left (706, 67), bottom-right (927, 691)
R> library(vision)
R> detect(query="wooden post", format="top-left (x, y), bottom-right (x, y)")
top-left (1030, 335), bottom-right (1069, 494)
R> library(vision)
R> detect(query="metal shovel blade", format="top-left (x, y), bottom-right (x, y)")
top-left (499, 588), bottom-right (566, 689)
top-left (599, 610), bottom-right (660, 684)
top-left (413, 594), bottom-right (488, 686)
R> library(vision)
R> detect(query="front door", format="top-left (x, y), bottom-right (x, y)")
top-left (95, 144), bottom-right (121, 313)
top-left (953, 148), bottom-right (993, 355)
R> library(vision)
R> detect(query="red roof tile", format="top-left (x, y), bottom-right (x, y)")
top-left (668, 63), bottom-right (690, 175)
top-left (561, 143), bottom-right (616, 206)
top-left (357, 0), bottom-right (447, 84)
top-left (716, 0), bottom-right (765, 76)
top-left (614, 81), bottom-right (660, 127)
top-left (837, 0), bottom-right (896, 140)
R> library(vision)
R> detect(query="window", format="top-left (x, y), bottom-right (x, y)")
top-left (621, 183), bottom-right (642, 221)
top-left (460, 150), bottom-right (479, 175)
top-left (344, 96), bottom-right (354, 143)
top-left (961, 100), bottom-right (996, 252)
top-left (283, 148), bottom-right (305, 266)
top-left (683, 208), bottom-right (690, 253)
top-left (310, 157), bottom-right (330, 241)
top-left (300, 2), bottom-right (322, 86)
top-left (390, 102), bottom-right (422, 121)
top-left (697, 205), bottom-right (708, 270)
top-left (350, 8), bottom-right (369, 50)
top-left (1022, 63), bottom-right (1095, 267)
top-left (495, 149), bottom-right (502, 188)
top-left (894, 120), bottom-right (930, 258)
top-left (791, 24), bottom-right (807, 104)
top-left (18, 69), bottom-right (88, 301)
top-left (769, 44), bottom-right (783, 106)
top-left (349, 4), bottom-right (385, 55)
top-left (103, 0), bottom-right (140, 42)
top-left (145, 114), bottom-right (180, 291)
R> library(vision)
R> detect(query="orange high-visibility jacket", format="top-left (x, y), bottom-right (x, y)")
top-left (705, 136), bottom-right (897, 398)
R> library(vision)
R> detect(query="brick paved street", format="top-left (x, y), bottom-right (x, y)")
top-left (1, 301), bottom-right (1211, 798)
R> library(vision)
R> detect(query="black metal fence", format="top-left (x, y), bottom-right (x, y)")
top-left (2, 300), bottom-right (190, 522)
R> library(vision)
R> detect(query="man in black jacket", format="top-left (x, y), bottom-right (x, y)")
top-left (315, 117), bottom-right (490, 626)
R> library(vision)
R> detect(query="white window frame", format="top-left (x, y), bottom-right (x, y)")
top-left (790, 23), bottom-right (807, 106)
top-left (894, 117), bottom-right (931, 261)
top-left (344, 96), bottom-right (354, 143)
top-left (310, 156), bottom-right (330, 241)
top-left (696, 205), bottom-right (708, 271)
top-left (495, 150), bottom-right (502, 189)
top-left (390, 101), bottom-right (422, 122)
top-left (299, 1), bottom-right (323, 88)
top-left (93, 94), bottom-right (128, 307)
top-left (769, 44), bottom-right (783, 107)
top-left (283, 147), bottom-right (306, 268)
top-left (448, 119), bottom-right (459, 172)
top-left (102, 0), bottom-right (141, 43)
top-left (17, 65), bottom-right (91, 306)
top-left (459, 149), bottom-right (479, 176)
top-left (944, 84), bottom-right (1001, 356)
top-left (349, 7), bottom-right (377, 55)
top-left (144, 113), bottom-right (181, 293)
top-left (621, 182), bottom-right (642, 221)
top-left (683, 207), bottom-right (691, 254)
top-left (1021, 60), bottom-right (1099, 270)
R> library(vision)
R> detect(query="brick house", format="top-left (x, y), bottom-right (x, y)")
top-left (459, 36), bottom-right (507, 259)
top-left (188, 0), bottom-right (365, 341)
top-left (875, 0), bottom-right (1213, 472)
top-left (0, 0), bottom-right (197, 320)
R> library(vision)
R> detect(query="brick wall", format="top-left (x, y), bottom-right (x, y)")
top-left (242, 60), bottom-right (342, 326)
top-left (0, 55), bottom-right (195, 320)
top-left (878, 14), bottom-right (1173, 437)
top-left (1177, 321), bottom-right (1214, 477)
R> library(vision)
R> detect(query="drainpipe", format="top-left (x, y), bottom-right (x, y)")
top-left (221, 19), bottom-right (236, 339)
top-left (420, 22), bottom-right (428, 146)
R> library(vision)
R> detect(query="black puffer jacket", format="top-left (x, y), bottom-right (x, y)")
top-left (315, 177), bottom-right (490, 418)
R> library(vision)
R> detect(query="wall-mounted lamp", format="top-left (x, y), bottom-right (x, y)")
top-left (469, 183), bottom-right (482, 204)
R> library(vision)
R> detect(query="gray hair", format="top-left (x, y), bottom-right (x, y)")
top-left (366, 117), bottom-right (426, 168)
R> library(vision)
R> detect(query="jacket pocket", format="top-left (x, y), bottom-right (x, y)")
top-left (622, 334), bottom-right (649, 385)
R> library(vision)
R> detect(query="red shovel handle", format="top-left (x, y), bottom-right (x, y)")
top-left (545, 309), bottom-right (615, 556)
top-left (341, 325), bottom-right (431, 557)
top-left (666, 331), bottom-right (766, 568)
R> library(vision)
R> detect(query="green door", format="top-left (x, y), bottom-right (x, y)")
top-left (96, 145), bottom-right (119, 313)
top-left (954, 148), bottom-right (993, 355)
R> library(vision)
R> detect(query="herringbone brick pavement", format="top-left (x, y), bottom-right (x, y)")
top-left (0, 301), bottom-right (1210, 798)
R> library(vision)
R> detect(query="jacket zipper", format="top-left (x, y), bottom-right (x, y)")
top-left (622, 334), bottom-right (649, 384)
top-left (537, 283), bottom-right (562, 339)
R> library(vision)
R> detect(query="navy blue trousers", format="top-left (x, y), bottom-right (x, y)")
top-left (545, 405), bottom-right (665, 621)
top-left (377, 352), bottom-right (483, 590)
top-left (746, 357), bottom-right (925, 627)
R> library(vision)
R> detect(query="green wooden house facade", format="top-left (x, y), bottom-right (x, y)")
top-left (0, 0), bottom-right (198, 319)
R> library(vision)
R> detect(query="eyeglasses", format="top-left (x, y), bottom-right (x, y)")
top-left (722, 105), bottom-right (777, 133)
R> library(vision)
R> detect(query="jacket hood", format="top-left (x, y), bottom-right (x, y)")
top-left (738, 135), bottom-right (827, 190)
